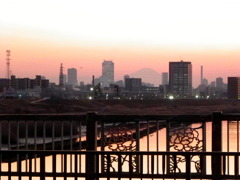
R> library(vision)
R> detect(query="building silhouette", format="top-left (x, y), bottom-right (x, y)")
top-left (216, 77), bottom-right (223, 90)
top-left (125, 78), bottom-right (142, 92)
top-left (202, 78), bottom-right (208, 86)
top-left (169, 61), bottom-right (192, 98)
top-left (228, 77), bottom-right (240, 99)
top-left (10, 75), bottom-right (49, 90)
top-left (0, 79), bottom-right (10, 92)
top-left (210, 81), bottom-right (216, 87)
top-left (35, 75), bottom-right (42, 87)
top-left (63, 74), bottom-right (67, 85)
top-left (124, 75), bottom-right (130, 86)
top-left (67, 68), bottom-right (78, 86)
top-left (162, 72), bottom-right (168, 85)
top-left (101, 60), bottom-right (114, 87)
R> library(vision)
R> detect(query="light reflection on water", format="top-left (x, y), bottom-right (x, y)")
top-left (1, 121), bottom-right (239, 180)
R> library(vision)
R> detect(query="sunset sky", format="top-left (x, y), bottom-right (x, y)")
top-left (1, 0), bottom-right (240, 87)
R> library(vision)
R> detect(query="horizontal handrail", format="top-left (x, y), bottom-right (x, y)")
top-left (0, 114), bottom-right (87, 121)
top-left (0, 114), bottom-right (211, 122)
top-left (1, 150), bottom-right (240, 155)
top-left (0, 113), bottom-right (240, 122)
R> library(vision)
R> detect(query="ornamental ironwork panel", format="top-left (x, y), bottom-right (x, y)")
top-left (101, 122), bottom-right (138, 172)
top-left (168, 122), bottom-right (205, 173)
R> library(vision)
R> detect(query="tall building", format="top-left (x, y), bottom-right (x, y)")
top-left (68, 68), bottom-right (78, 86)
top-left (216, 77), bottom-right (223, 90)
top-left (169, 61), bottom-right (192, 98)
top-left (125, 78), bottom-right (142, 92)
top-left (101, 60), bottom-right (114, 87)
top-left (228, 77), bottom-right (240, 99)
top-left (202, 78), bottom-right (208, 86)
top-left (162, 72), bottom-right (168, 85)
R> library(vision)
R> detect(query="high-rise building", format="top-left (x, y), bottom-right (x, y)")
top-left (216, 77), bottom-right (223, 90)
top-left (68, 68), bottom-right (78, 86)
top-left (162, 72), bottom-right (168, 85)
top-left (101, 60), bottom-right (114, 87)
top-left (228, 77), bottom-right (240, 99)
top-left (169, 61), bottom-right (192, 98)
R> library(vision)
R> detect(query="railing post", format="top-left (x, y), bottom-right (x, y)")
top-left (212, 111), bottom-right (222, 180)
top-left (186, 154), bottom-right (191, 180)
top-left (135, 120), bottom-right (140, 173)
top-left (86, 112), bottom-right (98, 180)
top-left (40, 155), bottom-right (45, 180)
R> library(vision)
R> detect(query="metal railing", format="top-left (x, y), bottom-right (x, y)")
top-left (0, 112), bottom-right (240, 179)
top-left (1, 150), bottom-right (240, 180)
top-left (0, 114), bottom-right (87, 151)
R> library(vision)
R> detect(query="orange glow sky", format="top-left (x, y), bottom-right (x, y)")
top-left (1, 0), bottom-right (240, 87)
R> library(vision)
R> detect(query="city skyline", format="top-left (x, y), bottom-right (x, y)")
top-left (1, 1), bottom-right (240, 86)
top-left (0, 55), bottom-right (235, 87)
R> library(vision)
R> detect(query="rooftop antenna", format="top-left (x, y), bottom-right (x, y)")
top-left (6, 50), bottom-right (11, 79)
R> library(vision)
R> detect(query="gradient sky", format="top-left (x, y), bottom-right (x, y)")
top-left (1, 0), bottom-right (240, 87)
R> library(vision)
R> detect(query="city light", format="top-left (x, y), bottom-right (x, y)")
top-left (168, 95), bottom-right (174, 100)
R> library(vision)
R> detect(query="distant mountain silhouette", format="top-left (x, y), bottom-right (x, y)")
top-left (130, 68), bottom-right (161, 86)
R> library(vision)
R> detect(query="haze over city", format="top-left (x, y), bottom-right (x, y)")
top-left (1, 0), bottom-right (240, 87)
top-left (3, 2), bottom-right (240, 180)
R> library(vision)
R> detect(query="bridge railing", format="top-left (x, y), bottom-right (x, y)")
top-left (0, 113), bottom-right (210, 152)
top-left (1, 150), bottom-right (240, 180)
top-left (1, 112), bottom-right (240, 179)
top-left (0, 114), bottom-right (87, 150)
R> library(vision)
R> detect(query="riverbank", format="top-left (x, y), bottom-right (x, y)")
top-left (1, 99), bottom-right (240, 114)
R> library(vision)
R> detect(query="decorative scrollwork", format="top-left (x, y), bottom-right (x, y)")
top-left (103, 123), bottom-right (137, 172)
top-left (169, 126), bottom-right (203, 152)
top-left (169, 123), bottom-right (204, 173)
top-left (105, 126), bottom-right (136, 151)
